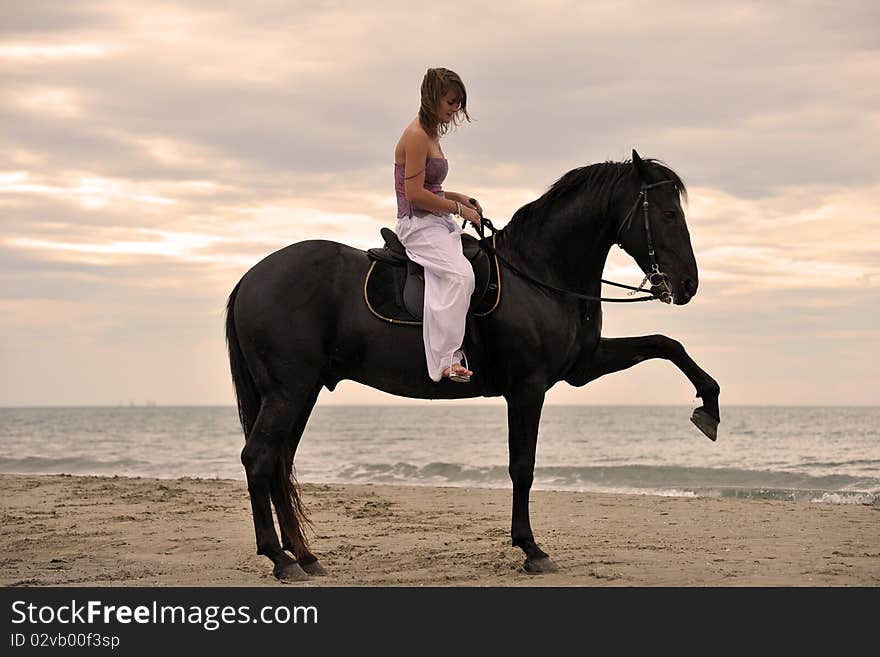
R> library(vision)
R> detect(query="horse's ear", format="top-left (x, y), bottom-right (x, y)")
top-left (632, 149), bottom-right (649, 182)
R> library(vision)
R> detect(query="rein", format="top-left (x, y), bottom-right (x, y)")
top-left (469, 179), bottom-right (677, 304)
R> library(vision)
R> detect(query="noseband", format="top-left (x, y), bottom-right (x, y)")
top-left (615, 179), bottom-right (677, 304)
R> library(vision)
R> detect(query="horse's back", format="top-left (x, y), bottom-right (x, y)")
top-left (236, 239), bottom-right (364, 305)
top-left (241, 238), bottom-right (362, 281)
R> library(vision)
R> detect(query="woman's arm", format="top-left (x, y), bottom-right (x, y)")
top-left (444, 191), bottom-right (482, 215)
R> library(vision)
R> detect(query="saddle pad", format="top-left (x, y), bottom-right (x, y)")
top-left (364, 234), bottom-right (502, 326)
top-left (364, 260), bottom-right (422, 325)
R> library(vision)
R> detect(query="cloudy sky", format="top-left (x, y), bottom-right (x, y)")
top-left (2, 0), bottom-right (878, 407)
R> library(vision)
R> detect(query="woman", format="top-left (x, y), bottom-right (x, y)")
top-left (394, 67), bottom-right (483, 383)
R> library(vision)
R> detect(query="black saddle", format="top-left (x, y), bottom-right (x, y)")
top-left (364, 227), bottom-right (500, 325)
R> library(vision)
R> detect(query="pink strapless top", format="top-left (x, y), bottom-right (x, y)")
top-left (394, 157), bottom-right (448, 218)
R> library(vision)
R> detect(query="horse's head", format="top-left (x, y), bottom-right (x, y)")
top-left (615, 149), bottom-right (698, 305)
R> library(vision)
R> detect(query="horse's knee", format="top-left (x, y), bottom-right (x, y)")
top-left (508, 461), bottom-right (535, 488)
top-left (647, 334), bottom-right (683, 355)
top-left (648, 333), bottom-right (677, 348)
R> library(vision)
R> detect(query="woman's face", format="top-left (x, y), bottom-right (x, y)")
top-left (437, 89), bottom-right (463, 124)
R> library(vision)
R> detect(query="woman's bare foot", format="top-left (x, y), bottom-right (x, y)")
top-left (442, 363), bottom-right (473, 379)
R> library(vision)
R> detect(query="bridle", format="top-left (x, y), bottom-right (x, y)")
top-left (472, 178), bottom-right (678, 304)
top-left (613, 179), bottom-right (678, 304)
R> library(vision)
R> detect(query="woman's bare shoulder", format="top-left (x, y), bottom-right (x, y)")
top-left (396, 119), bottom-right (430, 162)
top-left (402, 118), bottom-right (430, 144)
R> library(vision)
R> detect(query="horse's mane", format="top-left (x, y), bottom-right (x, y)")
top-left (502, 158), bottom-right (687, 241)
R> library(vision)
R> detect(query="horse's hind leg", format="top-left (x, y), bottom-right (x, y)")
top-left (269, 382), bottom-right (328, 576)
top-left (241, 395), bottom-right (309, 581)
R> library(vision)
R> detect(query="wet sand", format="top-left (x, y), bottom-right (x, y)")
top-left (1, 474), bottom-right (877, 586)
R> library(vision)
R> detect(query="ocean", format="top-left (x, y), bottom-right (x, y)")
top-left (1, 405), bottom-right (877, 505)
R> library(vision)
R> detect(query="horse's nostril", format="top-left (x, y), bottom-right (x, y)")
top-left (684, 279), bottom-right (698, 297)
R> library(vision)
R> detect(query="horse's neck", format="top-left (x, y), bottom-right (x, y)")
top-left (498, 204), bottom-right (615, 295)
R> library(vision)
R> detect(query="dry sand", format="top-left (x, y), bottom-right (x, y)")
top-left (1, 474), bottom-right (877, 587)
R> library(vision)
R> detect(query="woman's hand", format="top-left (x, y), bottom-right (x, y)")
top-left (466, 197), bottom-right (483, 215)
top-left (461, 205), bottom-right (481, 228)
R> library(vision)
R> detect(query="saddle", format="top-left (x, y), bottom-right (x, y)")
top-left (364, 227), bottom-right (501, 325)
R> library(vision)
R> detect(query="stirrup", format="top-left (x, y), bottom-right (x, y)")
top-left (448, 350), bottom-right (471, 383)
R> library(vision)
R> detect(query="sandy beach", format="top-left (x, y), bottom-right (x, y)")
top-left (0, 473), bottom-right (877, 587)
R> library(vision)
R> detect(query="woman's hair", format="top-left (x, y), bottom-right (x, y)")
top-left (418, 67), bottom-right (471, 138)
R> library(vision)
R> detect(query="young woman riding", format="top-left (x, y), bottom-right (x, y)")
top-left (393, 67), bottom-right (483, 383)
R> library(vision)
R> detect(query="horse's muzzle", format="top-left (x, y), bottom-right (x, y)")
top-left (660, 277), bottom-right (699, 305)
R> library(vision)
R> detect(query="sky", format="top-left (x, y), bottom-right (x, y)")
top-left (1, 0), bottom-right (878, 407)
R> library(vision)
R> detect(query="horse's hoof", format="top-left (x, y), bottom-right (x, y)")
top-left (273, 561), bottom-right (310, 582)
top-left (523, 557), bottom-right (559, 574)
top-left (300, 559), bottom-right (327, 576)
top-left (691, 407), bottom-right (718, 442)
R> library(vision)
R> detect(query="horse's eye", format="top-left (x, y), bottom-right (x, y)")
top-left (663, 210), bottom-right (677, 220)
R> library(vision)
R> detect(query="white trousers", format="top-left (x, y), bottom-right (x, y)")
top-left (395, 213), bottom-right (475, 381)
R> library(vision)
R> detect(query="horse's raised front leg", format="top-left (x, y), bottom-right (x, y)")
top-left (582, 335), bottom-right (721, 440)
top-left (505, 382), bottom-right (558, 574)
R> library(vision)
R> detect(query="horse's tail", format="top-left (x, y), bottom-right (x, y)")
top-left (225, 281), bottom-right (260, 440)
top-left (225, 281), bottom-right (312, 557)
top-left (279, 441), bottom-right (313, 557)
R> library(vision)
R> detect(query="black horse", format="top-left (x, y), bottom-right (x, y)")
top-left (225, 149), bottom-right (720, 580)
